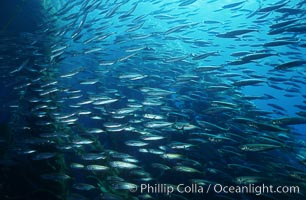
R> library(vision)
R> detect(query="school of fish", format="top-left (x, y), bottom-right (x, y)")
top-left (0, 0), bottom-right (305, 200)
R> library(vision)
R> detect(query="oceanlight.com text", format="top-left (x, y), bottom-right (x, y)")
top-left (130, 183), bottom-right (300, 196)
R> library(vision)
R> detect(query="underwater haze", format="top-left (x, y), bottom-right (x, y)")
top-left (0, 0), bottom-right (306, 199)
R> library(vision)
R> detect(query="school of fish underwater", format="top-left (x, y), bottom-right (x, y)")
top-left (0, 0), bottom-right (306, 199)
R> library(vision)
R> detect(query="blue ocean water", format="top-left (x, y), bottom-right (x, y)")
top-left (0, 0), bottom-right (305, 200)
